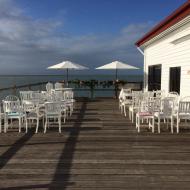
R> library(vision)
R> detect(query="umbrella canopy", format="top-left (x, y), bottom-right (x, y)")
top-left (96, 61), bottom-right (139, 80)
top-left (48, 61), bottom-right (88, 70)
top-left (47, 61), bottom-right (88, 86)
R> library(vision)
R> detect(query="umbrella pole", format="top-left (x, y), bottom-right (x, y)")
top-left (115, 69), bottom-right (118, 98)
top-left (66, 68), bottom-right (69, 87)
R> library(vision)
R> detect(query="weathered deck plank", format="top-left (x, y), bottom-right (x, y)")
top-left (0, 98), bottom-right (190, 189)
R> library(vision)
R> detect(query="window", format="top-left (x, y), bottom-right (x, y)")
top-left (169, 67), bottom-right (181, 94)
top-left (148, 65), bottom-right (162, 91)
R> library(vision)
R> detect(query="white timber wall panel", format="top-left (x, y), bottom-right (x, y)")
top-left (144, 21), bottom-right (190, 96)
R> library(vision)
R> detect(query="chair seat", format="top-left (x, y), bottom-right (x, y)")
top-left (154, 112), bottom-right (172, 118)
top-left (7, 112), bottom-right (25, 118)
top-left (46, 113), bottom-right (61, 118)
top-left (173, 113), bottom-right (190, 119)
top-left (26, 112), bottom-right (44, 119)
top-left (137, 112), bottom-right (153, 117)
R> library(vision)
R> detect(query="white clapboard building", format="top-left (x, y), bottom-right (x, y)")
top-left (136, 1), bottom-right (190, 96)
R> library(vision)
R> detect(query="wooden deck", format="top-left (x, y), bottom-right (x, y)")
top-left (1, 98), bottom-right (190, 189)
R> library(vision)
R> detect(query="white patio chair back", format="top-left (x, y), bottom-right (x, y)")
top-left (4, 95), bottom-right (19, 101)
top-left (20, 91), bottom-right (33, 101)
top-left (23, 102), bottom-right (36, 112)
top-left (181, 96), bottom-right (190, 102)
top-left (32, 91), bottom-right (44, 104)
top-left (167, 91), bottom-right (179, 98)
top-left (54, 91), bottom-right (64, 101)
top-left (161, 98), bottom-right (175, 116)
top-left (55, 82), bottom-right (62, 89)
top-left (131, 91), bottom-right (142, 107)
top-left (143, 91), bottom-right (154, 101)
top-left (46, 82), bottom-right (54, 93)
top-left (64, 90), bottom-right (74, 100)
top-left (45, 102), bottom-right (61, 115)
top-left (178, 101), bottom-right (190, 114)
top-left (138, 100), bottom-right (155, 113)
top-left (3, 100), bottom-right (21, 113)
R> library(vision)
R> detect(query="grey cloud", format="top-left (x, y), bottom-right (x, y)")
top-left (0, 0), bottom-right (153, 75)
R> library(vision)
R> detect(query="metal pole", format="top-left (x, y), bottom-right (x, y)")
top-left (66, 68), bottom-right (69, 87)
top-left (116, 68), bottom-right (118, 81)
top-left (115, 69), bottom-right (118, 98)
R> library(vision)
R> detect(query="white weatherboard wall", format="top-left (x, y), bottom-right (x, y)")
top-left (143, 19), bottom-right (190, 97)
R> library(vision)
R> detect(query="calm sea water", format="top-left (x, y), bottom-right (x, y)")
top-left (0, 75), bottom-right (143, 99)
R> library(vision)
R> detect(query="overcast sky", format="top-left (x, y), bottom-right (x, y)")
top-left (0, 0), bottom-right (186, 75)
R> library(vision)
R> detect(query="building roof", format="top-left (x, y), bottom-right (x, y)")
top-left (136, 1), bottom-right (190, 47)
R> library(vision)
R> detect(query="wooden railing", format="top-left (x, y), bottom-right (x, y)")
top-left (0, 81), bottom-right (143, 99)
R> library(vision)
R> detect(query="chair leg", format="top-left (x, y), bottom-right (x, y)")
top-left (44, 118), bottom-right (47, 133)
top-left (36, 119), bottom-right (39, 134)
top-left (124, 105), bottom-right (127, 117)
top-left (177, 117), bottom-right (179, 134)
top-left (19, 118), bottom-right (21, 133)
top-left (152, 118), bottom-right (155, 133)
top-left (26, 119), bottom-right (28, 133)
top-left (132, 110), bottom-right (134, 123)
top-left (4, 118), bottom-right (8, 133)
top-left (171, 117), bottom-right (174, 134)
top-left (136, 115), bottom-right (140, 133)
top-left (158, 117), bottom-right (160, 133)
top-left (59, 117), bottom-right (61, 133)
top-left (129, 110), bottom-right (131, 120)
top-left (135, 114), bottom-right (138, 129)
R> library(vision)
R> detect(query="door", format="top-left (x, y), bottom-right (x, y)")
top-left (169, 67), bottom-right (181, 94)
top-left (148, 65), bottom-right (161, 91)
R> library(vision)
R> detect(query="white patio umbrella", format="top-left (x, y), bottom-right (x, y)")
top-left (47, 61), bottom-right (89, 86)
top-left (96, 61), bottom-right (139, 80)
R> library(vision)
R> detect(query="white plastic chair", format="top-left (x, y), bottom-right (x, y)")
top-left (5, 95), bottom-right (19, 101)
top-left (63, 90), bottom-right (75, 116)
top-left (46, 82), bottom-right (54, 93)
top-left (119, 88), bottom-right (124, 111)
top-left (20, 91), bottom-right (33, 102)
top-left (172, 97), bottom-right (190, 133)
top-left (120, 89), bottom-right (132, 116)
top-left (55, 82), bottom-right (63, 90)
top-left (136, 100), bottom-right (155, 133)
top-left (44, 102), bottom-right (62, 133)
top-left (3, 99), bottom-right (25, 133)
top-left (129, 91), bottom-right (142, 123)
top-left (154, 97), bottom-right (174, 133)
top-left (24, 103), bottom-right (44, 133)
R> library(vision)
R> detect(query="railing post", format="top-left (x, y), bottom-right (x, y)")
top-left (12, 85), bottom-right (17, 95)
top-left (28, 84), bottom-right (31, 90)
top-left (114, 82), bottom-right (118, 99)
top-left (90, 80), bottom-right (95, 99)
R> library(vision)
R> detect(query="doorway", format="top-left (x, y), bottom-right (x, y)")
top-left (169, 67), bottom-right (181, 94)
top-left (148, 64), bottom-right (162, 91)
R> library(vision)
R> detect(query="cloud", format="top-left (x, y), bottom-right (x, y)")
top-left (0, 0), bottom-right (153, 74)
